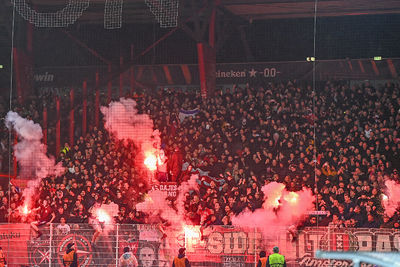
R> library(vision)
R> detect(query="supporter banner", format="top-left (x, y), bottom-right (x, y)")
top-left (178, 108), bottom-right (200, 123)
top-left (0, 223), bottom-right (390, 266)
top-left (151, 182), bottom-right (178, 197)
top-left (306, 211), bottom-right (329, 215)
top-left (33, 58), bottom-right (400, 91)
top-left (0, 224), bottom-right (30, 267)
top-left (28, 224), bottom-right (100, 267)
top-left (33, 66), bottom-right (109, 93)
top-left (184, 226), bottom-right (397, 267)
top-left (118, 224), bottom-right (182, 267)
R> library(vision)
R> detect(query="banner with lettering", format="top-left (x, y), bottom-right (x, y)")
top-left (183, 226), bottom-right (398, 267)
top-left (0, 224), bottom-right (30, 267)
top-left (33, 58), bottom-right (400, 91)
top-left (0, 223), bottom-right (391, 266)
top-left (151, 182), bottom-right (178, 198)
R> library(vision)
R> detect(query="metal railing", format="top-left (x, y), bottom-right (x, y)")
top-left (0, 223), bottom-right (396, 267)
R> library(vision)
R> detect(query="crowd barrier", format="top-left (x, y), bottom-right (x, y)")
top-left (0, 223), bottom-right (396, 267)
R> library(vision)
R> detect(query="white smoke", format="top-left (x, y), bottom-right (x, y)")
top-left (176, 174), bottom-right (199, 219)
top-left (5, 111), bottom-right (64, 207)
top-left (100, 98), bottom-right (160, 154)
top-left (135, 174), bottom-right (199, 226)
top-left (136, 190), bottom-right (178, 224)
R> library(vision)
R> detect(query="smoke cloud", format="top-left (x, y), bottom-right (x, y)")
top-left (176, 174), bottom-right (199, 219)
top-left (136, 190), bottom-right (177, 224)
top-left (100, 98), bottom-right (315, 238)
top-left (136, 174), bottom-right (199, 226)
top-left (100, 98), bottom-right (160, 155)
top-left (5, 111), bottom-right (64, 207)
top-left (382, 180), bottom-right (400, 217)
top-left (231, 182), bottom-right (314, 236)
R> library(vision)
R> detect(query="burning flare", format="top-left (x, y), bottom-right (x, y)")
top-left (284, 192), bottom-right (299, 205)
top-left (144, 153), bottom-right (157, 171)
top-left (96, 208), bottom-right (111, 223)
top-left (22, 205), bottom-right (30, 215)
top-left (184, 225), bottom-right (201, 249)
top-left (382, 180), bottom-right (400, 217)
top-left (184, 225), bottom-right (201, 239)
top-left (231, 182), bottom-right (315, 236)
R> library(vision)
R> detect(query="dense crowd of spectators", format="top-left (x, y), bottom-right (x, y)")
top-left (0, 80), bottom-right (399, 231)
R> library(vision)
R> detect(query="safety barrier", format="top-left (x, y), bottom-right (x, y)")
top-left (0, 223), bottom-right (396, 267)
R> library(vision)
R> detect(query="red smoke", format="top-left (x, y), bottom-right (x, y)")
top-left (136, 174), bottom-right (199, 227)
top-left (232, 182), bottom-right (314, 236)
top-left (100, 99), bottom-right (316, 240)
top-left (101, 98), bottom-right (161, 181)
top-left (383, 180), bottom-right (400, 217)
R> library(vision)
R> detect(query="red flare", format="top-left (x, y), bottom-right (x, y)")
top-left (284, 192), bottom-right (299, 205)
top-left (144, 153), bottom-right (157, 171)
top-left (22, 205), bottom-right (29, 215)
top-left (184, 225), bottom-right (200, 239)
top-left (96, 208), bottom-right (111, 223)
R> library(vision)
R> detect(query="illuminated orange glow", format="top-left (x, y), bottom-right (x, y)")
top-left (22, 205), bottom-right (29, 215)
top-left (264, 184), bottom-right (285, 209)
top-left (285, 192), bottom-right (299, 204)
top-left (184, 225), bottom-right (201, 252)
top-left (266, 195), bottom-right (281, 208)
top-left (96, 208), bottom-right (111, 223)
top-left (183, 225), bottom-right (202, 252)
top-left (184, 225), bottom-right (200, 239)
top-left (144, 194), bottom-right (153, 203)
top-left (273, 197), bottom-right (280, 207)
top-left (144, 153), bottom-right (157, 171)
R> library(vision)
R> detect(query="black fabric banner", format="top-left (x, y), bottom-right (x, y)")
top-left (33, 58), bottom-right (400, 91)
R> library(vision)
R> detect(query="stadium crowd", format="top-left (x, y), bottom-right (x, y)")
top-left (0, 80), bottom-right (399, 230)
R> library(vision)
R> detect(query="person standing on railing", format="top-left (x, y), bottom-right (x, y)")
top-left (31, 199), bottom-right (56, 238)
top-left (266, 246), bottom-right (286, 267)
top-left (257, 251), bottom-right (267, 267)
top-left (63, 243), bottom-right (78, 267)
top-left (172, 248), bottom-right (190, 267)
top-left (0, 247), bottom-right (6, 267)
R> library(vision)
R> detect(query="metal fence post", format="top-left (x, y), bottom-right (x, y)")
top-left (49, 223), bottom-right (53, 267)
top-left (115, 223), bottom-right (119, 267)
top-left (328, 226), bottom-right (331, 267)
top-left (254, 227), bottom-right (257, 267)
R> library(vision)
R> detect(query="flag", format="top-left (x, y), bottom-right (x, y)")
top-left (179, 108), bottom-right (199, 122)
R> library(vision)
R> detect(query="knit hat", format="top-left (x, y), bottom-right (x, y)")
top-left (178, 248), bottom-right (186, 255)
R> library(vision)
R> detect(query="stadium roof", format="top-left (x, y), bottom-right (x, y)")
top-left (4, 0), bottom-right (400, 25)
top-left (221, 0), bottom-right (400, 20)
top-left (1, 0), bottom-right (400, 87)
